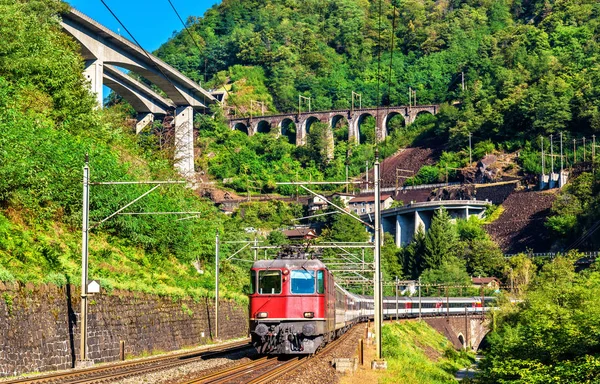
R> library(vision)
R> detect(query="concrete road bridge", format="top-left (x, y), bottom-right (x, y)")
top-left (228, 105), bottom-right (439, 145)
top-left (362, 200), bottom-right (491, 247)
top-left (61, 8), bottom-right (218, 178)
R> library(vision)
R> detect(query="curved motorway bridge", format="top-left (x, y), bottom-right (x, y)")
top-left (361, 199), bottom-right (491, 247)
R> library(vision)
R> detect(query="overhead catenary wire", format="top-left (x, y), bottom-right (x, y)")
top-left (100, 0), bottom-right (180, 99)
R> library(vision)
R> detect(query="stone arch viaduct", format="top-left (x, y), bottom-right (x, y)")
top-left (228, 105), bottom-right (439, 145)
top-left (61, 8), bottom-right (440, 177)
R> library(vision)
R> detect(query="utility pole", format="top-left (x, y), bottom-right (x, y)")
top-left (352, 91), bottom-right (362, 113)
top-left (461, 71), bottom-right (465, 91)
top-left (550, 134), bottom-right (554, 174)
top-left (366, 161), bottom-right (369, 184)
top-left (395, 276), bottom-right (399, 321)
top-left (418, 276), bottom-right (422, 321)
top-left (468, 133), bottom-right (472, 164)
top-left (345, 163), bottom-right (349, 194)
top-left (560, 132), bottom-right (563, 173)
top-left (593, 135), bottom-right (596, 164)
top-left (584, 137), bottom-right (587, 162)
top-left (78, 155), bottom-right (90, 367)
top-left (541, 137), bottom-right (545, 176)
top-left (215, 230), bottom-right (220, 339)
top-left (374, 150), bottom-right (383, 361)
top-left (574, 139), bottom-right (577, 164)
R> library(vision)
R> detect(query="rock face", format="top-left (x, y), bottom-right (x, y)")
top-left (484, 191), bottom-right (557, 253)
top-left (0, 283), bottom-right (248, 377)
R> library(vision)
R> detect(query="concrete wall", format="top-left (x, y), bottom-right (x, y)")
top-left (0, 282), bottom-right (248, 377)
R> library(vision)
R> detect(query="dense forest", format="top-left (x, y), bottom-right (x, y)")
top-left (158, 0), bottom-right (600, 144)
top-left (155, 0), bottom-right (600, 250)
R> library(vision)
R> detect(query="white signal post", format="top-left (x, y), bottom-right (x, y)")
top-left (374, 150), bottom-right (383, 361)
top-left (79, 156), bottom-right (91, 367)
top-left (215, 230), bottom-right (220, 339)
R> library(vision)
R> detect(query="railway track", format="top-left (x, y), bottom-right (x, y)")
top-left (179, 325), bottom-right (356, 384)
top-left (1, 339), bottom-right (251, 384)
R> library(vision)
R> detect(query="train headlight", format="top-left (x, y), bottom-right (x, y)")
top-left (304, 312), bottom-right (314, 318)
top-left (257, 312), bottom-right (268, 318)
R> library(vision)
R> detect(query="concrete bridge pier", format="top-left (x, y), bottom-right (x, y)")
top-left (174, 106), bottom-right (195, 179)
top-left (136, 113), bottom-right (154, 134)
top-left (84, 59), bottom-right (104, 107)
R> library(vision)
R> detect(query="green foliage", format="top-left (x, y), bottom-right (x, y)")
top-left (321, 212), bottom-right (369, 243)
top-left (546, 172), bottom-right (600, 249)
top-left (422, 208), bottom-right (459, 269)
top-left (231, 200), bottom-right (301, 230)
top-left (0, 0), bottom-right (252, 302)
top-left (420, 258), bottom-right (471, 287)
top-left (267, 231), bottom-right (289, 246)
top-left (472, 140), bottom-right (495, 161)
top-left (478, 254), bottom-right (600, 383)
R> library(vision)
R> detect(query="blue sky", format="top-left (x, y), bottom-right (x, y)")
top-left (67, 0), bottom-right (222, 52)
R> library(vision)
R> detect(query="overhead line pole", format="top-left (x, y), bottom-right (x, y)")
top-left (78, 158), bottom-right (186, 367)
top-left (215, 231), bottom-right (219, 339)
top-left (374, 150), bottom-right (383, 360)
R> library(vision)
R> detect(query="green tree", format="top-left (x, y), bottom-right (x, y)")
top-left (422, 208), bottom-right (458, 270)
top-left (479, 254), bottom-right (600, 383)
top-left (400, 229), bottom-right (426, 280)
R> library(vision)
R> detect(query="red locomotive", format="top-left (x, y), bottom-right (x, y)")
top-left (249, 246), bottom-right (359, 354)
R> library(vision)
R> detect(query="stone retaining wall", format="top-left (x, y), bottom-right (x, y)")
top-left (0, 282), bottom-right (248, 377)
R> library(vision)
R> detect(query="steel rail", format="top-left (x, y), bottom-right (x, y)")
top-left (2, 339), bottom-right (251, 384)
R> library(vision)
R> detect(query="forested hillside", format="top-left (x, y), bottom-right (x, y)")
top-left (158, 0), bottom-right (600, 146)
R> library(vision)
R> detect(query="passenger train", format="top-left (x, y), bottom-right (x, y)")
top-left (249, 247), bottom-right (494, 354)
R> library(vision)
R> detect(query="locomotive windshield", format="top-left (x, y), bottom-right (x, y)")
top-left (291, 270), bottom-right (315, 294)
top-left (258, 270), bottom-right (281, 294)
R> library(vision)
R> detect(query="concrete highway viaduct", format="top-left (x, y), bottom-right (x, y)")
top-left (362, 200), bottom-right (490, 247)
top-left (61, 8), bottom-right (218, 179)
top-left (228, 105), bottom-right (439, 145)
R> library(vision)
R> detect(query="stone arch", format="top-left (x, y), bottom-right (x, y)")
top-left (356, 113), bottom-right (376, 144)
top-left (384, 112), bottom-right (406, 136)
top-left (256, 120), bottom-right (272, 134)
top-left (415, 110), bottom-right (434, 119)
top-left (457, 333), bottom-right (466, 350)
top-left (234, 122), bottom-right (249, 135)
top-left (331, 114), bottom-right (349, 141)
top-left (473, 329), bottom-right (491, 351)
top-left (304, 116), bottom-right (321, 135)
top-left (280, 118), bottom-right (296, 144)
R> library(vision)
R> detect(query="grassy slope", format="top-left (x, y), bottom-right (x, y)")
top-left (381, 321), bottom-right (473, 384)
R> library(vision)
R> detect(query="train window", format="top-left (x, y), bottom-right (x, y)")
top-left (317, 270), bottom-right (325, 294)
top-left (250, 270), bottom-right (256, 294)
top-left (258, 270), bottom-right (281, 294)
top-left (291, 270), bottom-right (315, 294)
